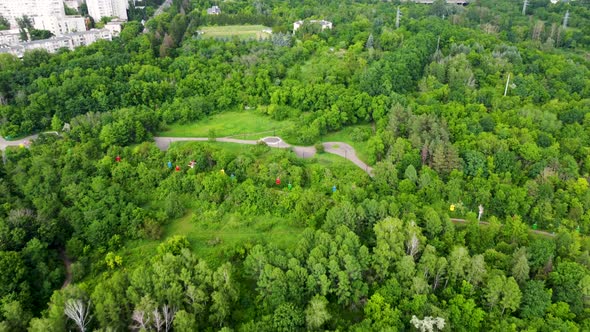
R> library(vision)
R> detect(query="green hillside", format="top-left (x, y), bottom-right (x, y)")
top-left (1, 0), bottom-right (590, 330)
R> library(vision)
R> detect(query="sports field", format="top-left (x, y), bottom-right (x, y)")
top-left (159, 111), bottom-right (294, 138)
top-left (200, 25), bottom-right (272, 40)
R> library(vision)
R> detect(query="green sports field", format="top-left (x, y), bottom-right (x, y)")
top-left (199, 25), bottom-right (272, 40)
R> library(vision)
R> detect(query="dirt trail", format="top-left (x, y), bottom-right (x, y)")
top-left (60, 250), bottom-right (73, 289)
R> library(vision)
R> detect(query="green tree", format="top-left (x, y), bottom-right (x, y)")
top-left (272, 303), bottom-right (304, 332)
top-left (305, 295), bottom-right (331, 330)
top-left (0, 251), bottom-right (26, 298)
top-left (520, 280), bottom-right (552, 319)
top-left (1, 299), bottom-right (32, 331)
top-left (549, 261), bottom-right (588, 314)
top-left (29, 29), bottom-right (54, 41)
top-left (372, 218), bottom-right (406, 280)
top-left (448, 294), bottom-right (485, 331)
top-left (485, 274), bottom-right (522, 315)
top-left (511, 247), bottom-right (530, 284)
top-left (50, 115), bottom-right (63, 132)
top-left (448, 246), bottom-right (470, 286)
top-left (16, 15), bottom-right (33, 41)
top-left (0, 15), bottom-right (9, 30)
top-left (362, 293), bottom-right (402, 331)
top-left (173, 310), bottom-right (197, 332)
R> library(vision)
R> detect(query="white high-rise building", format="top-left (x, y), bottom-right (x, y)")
top-left (64, 0), bottom-right (82, 9)
top-left (0, 0), bottom-right (63, 27)
top-left (86, 0), bottom-right (128, 22)
top-left (0, 0), bottom-right (86, 36)
top-left (33, 16), bottom-right (86, 35)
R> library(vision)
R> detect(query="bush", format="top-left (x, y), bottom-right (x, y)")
top-left (208, 129), bottom-right (217, 141)
top-left (157, 235), bottom-right (190, 255)
top-left (351, 127), bottom-right (372, 142)
top-left (70, 261), bottom-right (86, 283)
top-left (141, 218), bottom-right (163, 240)
top-left (315, 142), bottom-right (325, 153)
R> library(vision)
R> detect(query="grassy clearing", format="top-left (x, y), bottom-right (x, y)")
top-left (314, 151), bottom-right (347, 166)
top-left (122, 211), bottom-right (303, 267)
top-left (119, 141), bottom-right (367, 268)
top-left (170, 141), bottom-right (253, 155)
top-left (312, 151), bottom-right (367, 173)
top-left (321, 124), bottom-right (373, 165)
top-left (200, 25), bottom-right (271, 40)
top-left (160, 111), bottom-right (294, 139)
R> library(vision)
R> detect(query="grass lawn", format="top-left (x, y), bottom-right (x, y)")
top-left (200, 25), bottom-right (271, 40)
top-left (122, 210), bottom-right (303, 267)
top-left (160, 111), bottom-right (294, 139)
top-left (171, 141), bottom-right (253, 155)
top-left (321, 124), bottom-right (374, 165)
top-left (314, 151), bottom-right (351, 166)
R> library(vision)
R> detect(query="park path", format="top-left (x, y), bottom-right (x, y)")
top-left (59, 250), bottom-right (73, 289)
top-left (154, 136), bottom-right (374, 175)
top-left (154, 0), bottom-right (173, 17)
top-left (0, 134), bottom-right (38, 150)
top-left (143, 0), bottom-right (173, 33)
top-left (323, 142), bottom-right (373, 174)
top-left (0, 132), bottom-right (59, 164)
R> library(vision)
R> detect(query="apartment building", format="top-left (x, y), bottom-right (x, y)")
top-left (86, 0), bottom-right (128, 22)
top-left (0, 28), bottom-right (114, 57)
top-left (0, 0), bottom-right (86, 36)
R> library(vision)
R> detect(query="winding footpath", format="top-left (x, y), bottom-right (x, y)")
top-left (0, 132), bottom-right (560, 289)
top-left (0, 133), bottom-right (373, 174)
top-left (143, 0), bottom-right (173, 33)
top-left (154, 136), bottom-right (374, 175)
top-left (0, 134), bottom-right (38, 150)
top-left (152, 136), bottom-right (558, 238)
top-left (59, 250), bottom-right (73, 289)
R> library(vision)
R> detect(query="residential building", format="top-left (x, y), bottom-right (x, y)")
top-left (64, 0), bottom-right (82, 9)
top-left (207, 5), bottom-right (221, 15)
top-left (0, 29), bottom-right (21, 46)
top-left (105, 19), bottom-right (124, 37)
top-left (86, 0), bottom-right (128, 22)
top-left (0, 0), bottom-right (86, 36)
top-left (0, 0), bottom-right (62, 27)
top-left (68, 28), bottom-right (112, 47)
top-left (33, 15), bottom-right (86, 35)
top-left (293, 20), bottom-right (333, 33)
top-left (0, 28), bottom-right (114, 57)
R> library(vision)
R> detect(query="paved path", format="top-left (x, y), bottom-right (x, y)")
top-left (154, 136), bottom-right (374, 175)
top-left (0, 135), bottom-right (37, 150)
top-left (0, 131), bottom-right (59, 150)
top-left (143, 0), bottom-right (173, 33)
top-left (154, 0), bottom-right (173, 16)
top-left (323, 142), bottom-right (373, 174)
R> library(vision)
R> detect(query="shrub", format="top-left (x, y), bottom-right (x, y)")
top-left (315, 142), bottom-right (325, 153)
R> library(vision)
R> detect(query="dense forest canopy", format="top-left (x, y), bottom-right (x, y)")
top-left (1, 0), bottom-right (590, 330)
